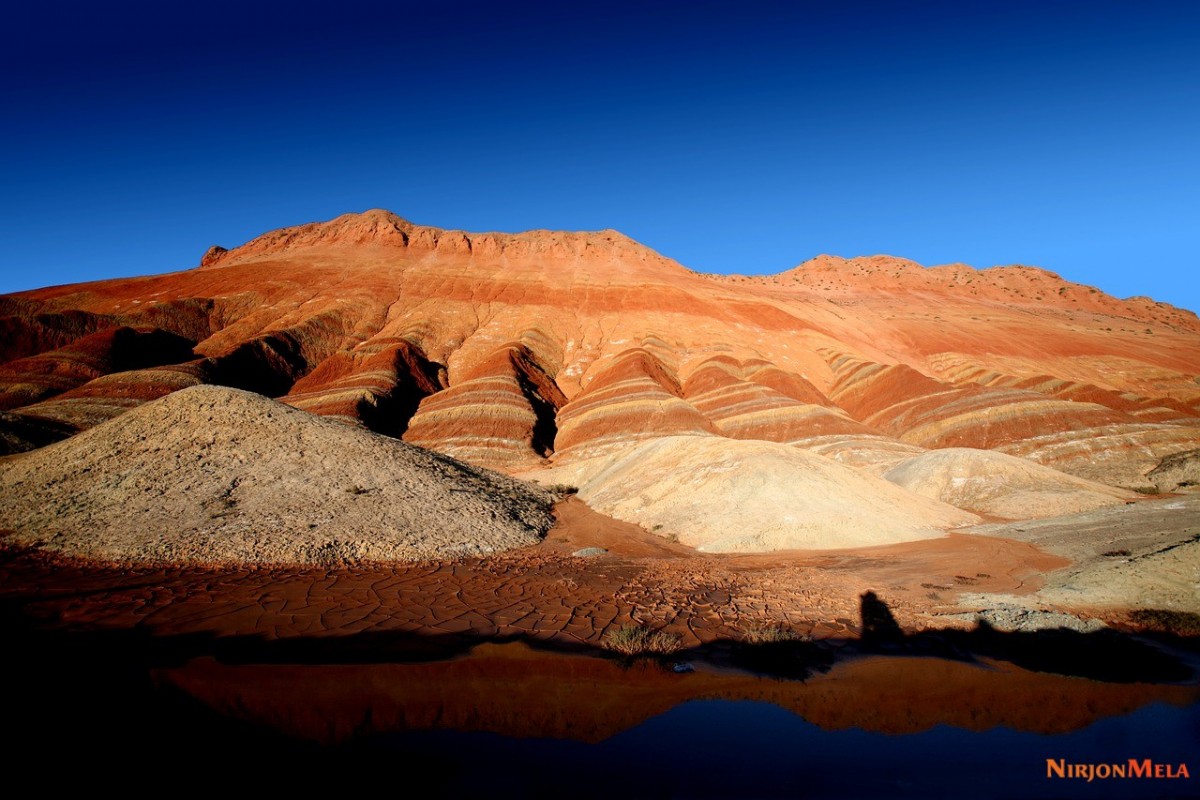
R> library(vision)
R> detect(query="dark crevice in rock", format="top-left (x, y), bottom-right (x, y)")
top-left (204, 335), bottom-right (311, 398)
top-left (204, 312), bottom-right (357, 399)
top-left (510, 346), bottom-right (567, 458)
top-left (356, 343), bottom-right (446, 439)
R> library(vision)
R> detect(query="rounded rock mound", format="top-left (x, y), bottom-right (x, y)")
top-left (527, 435), bottom-right (979, 552)
top-left (0, 385), bottom-right (554, 564)
top-left (883, 447), bottom-right (1134, 520)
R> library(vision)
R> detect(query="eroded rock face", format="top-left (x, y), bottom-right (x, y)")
top-left (0, 209), bottom-right (1197, 487)
top-left (1147, 448), bottom-right (1200, 493)
top-left (199, 245), bottom-right (228, 267)
top-left (817, 350), bottom-right (1200, 486)
top-left (682, 356), bottom-right (874, 445)
top-left (402, 336), bottom-right (566, 469)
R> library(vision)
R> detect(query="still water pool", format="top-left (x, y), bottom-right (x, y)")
top-left (364, 697), bottom-right (1198, 799)
top-left (10, 634), bottom-right (1198, 798)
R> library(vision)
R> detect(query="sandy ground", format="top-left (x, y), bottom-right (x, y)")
top-left (2, 485), bottom-right (1195, 666)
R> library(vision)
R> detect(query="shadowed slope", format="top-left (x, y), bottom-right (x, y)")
top-left (0, 326), bottom-right (197, 410)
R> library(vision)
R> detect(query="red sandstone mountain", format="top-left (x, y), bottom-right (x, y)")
top-left (2, 209), bottom-right (1198, 492)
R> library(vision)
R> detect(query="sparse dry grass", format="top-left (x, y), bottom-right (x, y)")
top-left (602, 624), bottom-right (683, 656)
top-left (741, 622), bottom-right (803, 645)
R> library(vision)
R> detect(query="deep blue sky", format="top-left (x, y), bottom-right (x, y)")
top-left (3, 1), bottom-right (1198, 312)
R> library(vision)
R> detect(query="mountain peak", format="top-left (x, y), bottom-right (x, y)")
top-left (199, 210), bottom-right (674, 269)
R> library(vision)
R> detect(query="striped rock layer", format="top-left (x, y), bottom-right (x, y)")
top-left (822, 350), bottom-right (1200, 485)
top-left (1, 209), bottom-right (1198, 490)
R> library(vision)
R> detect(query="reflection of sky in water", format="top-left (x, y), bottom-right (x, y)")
top-left (365, 699), bottom-right (1199, 799)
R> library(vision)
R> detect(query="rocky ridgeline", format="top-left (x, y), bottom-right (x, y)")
top-left (0, 209), bottom-right (1197, 559)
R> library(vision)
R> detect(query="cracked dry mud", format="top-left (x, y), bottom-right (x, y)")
top-left (1, 498), bottom-right (1077, 648)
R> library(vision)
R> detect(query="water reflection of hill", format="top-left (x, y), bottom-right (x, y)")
top-left (160, 641), bottom-right (1199, 744)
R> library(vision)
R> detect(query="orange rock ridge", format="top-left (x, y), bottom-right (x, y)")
top-left (0, 209), bottom-right (1196, 489)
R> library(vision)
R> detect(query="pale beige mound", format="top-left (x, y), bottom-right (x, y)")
top-left (792, 434), bottom-right (929, 474)
top-left (883, 448), bottom-right (1134, 520)
top-left (1148, 448), bottom-right (1200, 493)
top-left (525, 435), bottom-right (978, 552)
top-left (0, 385), bottom-right (554, 564)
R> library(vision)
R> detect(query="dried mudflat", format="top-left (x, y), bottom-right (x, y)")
top-left (4, 494), bottom-right (1195, 654)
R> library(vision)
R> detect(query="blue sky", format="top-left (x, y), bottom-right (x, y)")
top-left (3, 1), bottom-right (1198, 312)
